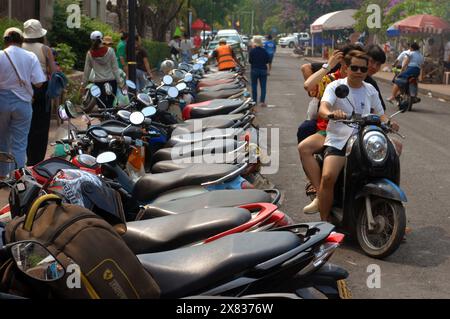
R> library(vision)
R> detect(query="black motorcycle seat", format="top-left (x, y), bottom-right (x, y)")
top-left (132, 164), bottom-right (240, 201)
top-left (199, 83), bottom-right (244, 92)
top-left (196, 89), bottom-right (244, 102)
top-left (171, 114), bottom-right (246, 135)
top-left (123, 208), bottom-right (251, 254)
top-left (138, 232), bottom-right (301, 298)
top-left (138, 189), bottom-right (272, 219)
top-left (167, 128), bottom-right (242, 147)
top-left (151, 154), bottom-right (242, 173)
top-left (189, 100), bottom-right (245, 119)
top-left (98, 120), bottom-right (128, 135)
top-left (152, 139), bottom-right (241, 163)
top-left (203, 72), bottom-right (236, 79)
top-left (189, 99), bottom-right (243, 109)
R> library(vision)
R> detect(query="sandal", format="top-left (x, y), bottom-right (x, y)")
top-left (305, 182), bottom-right (317, 197)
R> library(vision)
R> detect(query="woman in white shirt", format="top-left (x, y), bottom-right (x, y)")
top-left (0, 28), bottom-right (46, 178)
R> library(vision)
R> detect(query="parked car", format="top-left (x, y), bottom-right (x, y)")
top-left (279, 32), bottom-right (310, 48)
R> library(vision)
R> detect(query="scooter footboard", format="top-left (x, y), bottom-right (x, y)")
top-left (355, 178), bottom-right (407, 202)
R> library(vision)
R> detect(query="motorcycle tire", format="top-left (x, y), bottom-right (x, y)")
top-left (356, 198), bottom-right (406, 259)
top-left (81, 95), bottom-right (97, 113)
top-left (407, 95), bottom-right (413, 111)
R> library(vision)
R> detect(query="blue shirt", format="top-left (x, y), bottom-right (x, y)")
top-left (406, 50), bottom-right (424, 68)
top-left (249, 47), bottom-right (270, 70)
top-left (264, 40), bottom-right (276, 56)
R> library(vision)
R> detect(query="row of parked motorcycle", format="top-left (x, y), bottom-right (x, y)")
top-left (0, 56), bottom-right (353, 299)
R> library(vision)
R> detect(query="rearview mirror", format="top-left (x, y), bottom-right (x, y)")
top-left (129, 111), bottom-right (145, 125)
top-left (90, 85), bottom-right (101, 98)
top-left (163, 75), bottom-right (174, 85)
top-left (11, 241), bottom-right (65, 282)
top-left (193, 64), bottom-right (201, 71)
top-left (142, 106), bottom-right (157, 117)
top-left (176, 83), bottom-right (187, 91)
top-left (137, 93), bottom-right (152, 106)
top-left (335, 85), bottom-right (349, 99)
top-left (192, 54), bottom-right (199, 60)
top-left (96, 151), bottom-right (117, 164)
top-left (184, 73), bottom-right (193, 83)
top-left (126, 80), bottom-right (136, 90)
top-left (168, 87), bottom-right (179, 98)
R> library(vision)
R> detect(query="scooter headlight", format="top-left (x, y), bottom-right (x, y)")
top-left (363, 131), bottom-right (388, 163)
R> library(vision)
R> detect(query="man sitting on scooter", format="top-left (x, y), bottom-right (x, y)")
top-left (387, 42), bottom-right (423, 103)
top-left (317, 50), bottom-right (399, 222)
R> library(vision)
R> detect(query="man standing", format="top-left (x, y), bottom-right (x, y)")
top-left (444, 36), bottom-right (450, 70)
top-left (211, 38), bottom-right (238, 71)
top-left (317, 50), bottom-right (397, 222)
top-left (263, 34), bottom-right (277, 74)
top-left (116, 32), bottom-right (128, 74)
top-left (0, 28), bottom-right (46, 177)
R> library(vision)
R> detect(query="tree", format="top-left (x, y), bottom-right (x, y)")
top-left (137, 0), bottom-right (186, 41)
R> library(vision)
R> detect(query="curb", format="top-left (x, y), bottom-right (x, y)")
top-left (303, 58), bottom-right (450, 102)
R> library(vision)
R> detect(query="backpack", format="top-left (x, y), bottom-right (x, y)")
top-left (3, 194), bottom-right (160, 299)
top-left (47, 71), bottom-right (68, 99)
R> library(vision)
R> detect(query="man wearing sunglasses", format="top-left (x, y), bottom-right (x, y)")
top-left (316, 50), bottom-right (398, 222)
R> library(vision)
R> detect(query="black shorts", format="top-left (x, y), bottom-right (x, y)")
top-left (324, 146), bottom-right (346, 158)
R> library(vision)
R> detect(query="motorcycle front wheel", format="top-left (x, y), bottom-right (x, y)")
top-left (356, 198), bottom-right (406, 259)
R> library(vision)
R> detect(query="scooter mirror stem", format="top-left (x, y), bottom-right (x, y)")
top-left (389, 110), bottom-right (403, 119)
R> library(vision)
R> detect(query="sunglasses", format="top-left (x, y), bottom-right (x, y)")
top-left (350, 65), bottom-right (368, 73)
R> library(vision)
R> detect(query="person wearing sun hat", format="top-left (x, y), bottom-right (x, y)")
top-left (81, 30), bottom-right (124, 109)
top-left (103, 35), bottom-right (114, 48)
top-left (0, 27), bottom-right (46, 178)
top-left (22, 19), bottom-right (59, 166)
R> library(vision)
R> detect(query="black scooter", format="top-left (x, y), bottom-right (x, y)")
top-left (323, 85), bottom-right (408, 259)
top-left (0, 222), bottom-right (350, 299)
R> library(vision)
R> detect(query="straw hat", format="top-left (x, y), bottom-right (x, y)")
top-left (23, 19), bottom-right (47, 39)
top-left (103, 36), bottom-right (114, 46)
top-left (252, 36), bottom-right (263, 47)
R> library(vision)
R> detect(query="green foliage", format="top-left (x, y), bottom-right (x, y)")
top-left (142, 40), bottom-right (171, 69)
top-left (54, 43), bottom-right (77, 74)
top-left (0, 18), bottom-right (22, 48)
top-left (48, 0), bottom-right (120, 70)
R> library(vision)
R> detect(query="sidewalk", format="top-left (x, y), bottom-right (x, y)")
top-left (304, 57), bottom-right (450, 101)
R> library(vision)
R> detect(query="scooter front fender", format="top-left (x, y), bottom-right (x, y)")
top-left (355, 178), bottom-right (407, 202)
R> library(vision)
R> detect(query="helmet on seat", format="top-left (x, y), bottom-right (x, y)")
top-left (160, 60), bottom-right (175, 74)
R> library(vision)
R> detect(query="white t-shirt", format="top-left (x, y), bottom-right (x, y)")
top-left (396, 50), bottom-right (410, 65)
top-left (445, 41), bottom-right (450, 62)
top-left (405, 50), bottom-right (424, 68)
top-left (321, 78), bottom-right (384, 150)
top-left (180, 39), bottom-right (194, 53)
top-left (0, 45), bottom-right (46, 102)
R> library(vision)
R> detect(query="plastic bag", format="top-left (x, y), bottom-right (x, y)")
top-left (114, 88), bottom-right (130, 107)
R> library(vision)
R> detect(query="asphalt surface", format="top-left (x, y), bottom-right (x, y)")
top-left (256, 47), bottom-right (450, 298)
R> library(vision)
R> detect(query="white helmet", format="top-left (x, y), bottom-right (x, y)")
top-left (160, 60), bottom-right (175, 74)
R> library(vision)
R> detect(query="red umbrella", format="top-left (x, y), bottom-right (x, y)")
top-left (394, 14), bottom-right (450, 34)
top-left (191, 19), bottom-right (211, 31)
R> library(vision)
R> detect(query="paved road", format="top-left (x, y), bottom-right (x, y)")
top-left (256, 48), bottom-right (450, 298)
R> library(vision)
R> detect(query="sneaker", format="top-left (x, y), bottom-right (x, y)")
top-left (303, 197), bottom-right (319, 214)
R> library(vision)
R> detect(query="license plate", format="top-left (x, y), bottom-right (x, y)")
top-left (337, 279), bottom-right (352, 299)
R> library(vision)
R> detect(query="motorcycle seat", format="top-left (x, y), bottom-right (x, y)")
top-left (198, 78), bottom-right (237, 87)
top-left (132, 164), bottom-right (241, 201)
top-left (151, 154), bottom-right (244, 173)
top-left (138, 232), bottom-right (301, 298)
top-left (138, 189), bottom-right (273, 219)
top-left (152, 139), bottom-right (242, 163)
top-left (98, 120), bottom-right (128, 135)
top-left (167, 127), bottom-right (243, 147)
top-left (198, 83), bottom-right (244, 92)
top-left (124, 208), bottom-right (251, 254)
top-left (183, 99), bottom-right (245, 120)
top-left (171, 115), bottom-right (242, 136)
top-left (202, 72), bottom-right (236, 79)
top-left (196, 89), bottom-right (244, 102)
